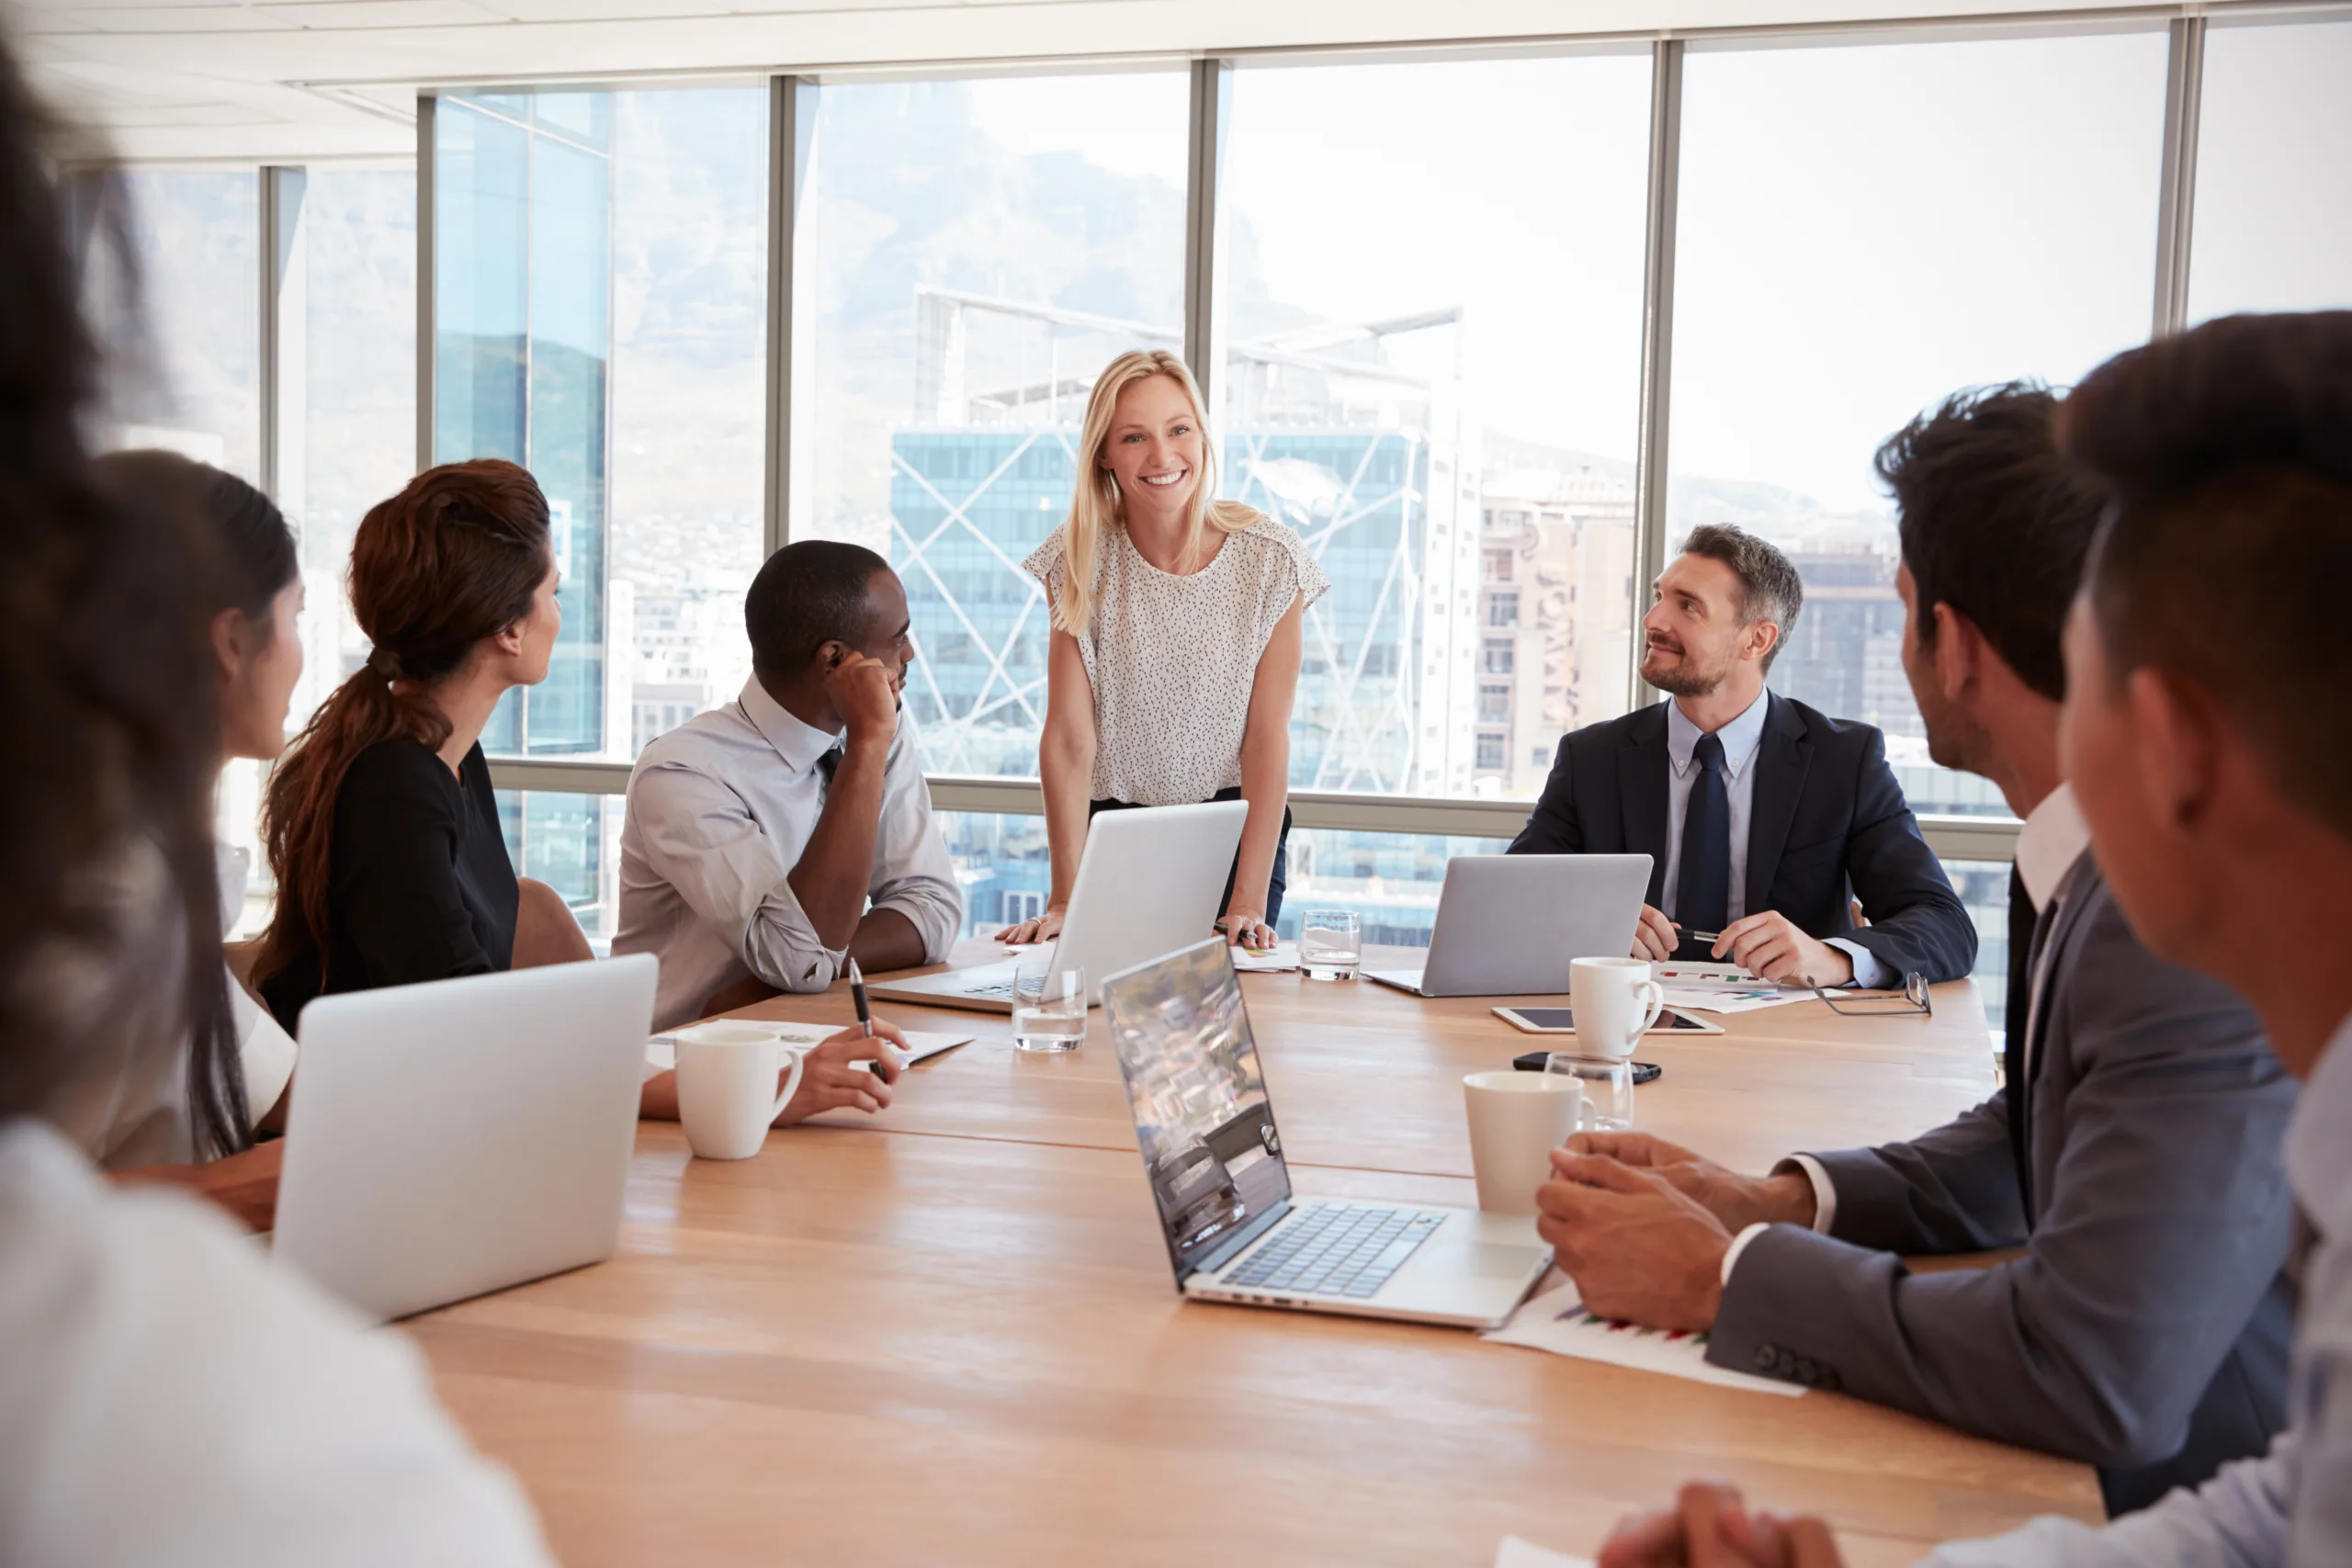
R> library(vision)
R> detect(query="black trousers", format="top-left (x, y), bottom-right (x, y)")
top-left (1088, 784), bottom-right (1293, 931)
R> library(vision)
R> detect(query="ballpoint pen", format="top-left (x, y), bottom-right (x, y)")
top-left (847, 957), bottom-right (873, 1037)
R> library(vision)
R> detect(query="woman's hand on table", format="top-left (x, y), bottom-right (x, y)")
top-left (1216, 906), bottom-right (1278, 953)
top-left (1000, 906), bottom-right (1066, 947)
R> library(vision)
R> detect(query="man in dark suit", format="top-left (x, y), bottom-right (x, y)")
top-left (1532, 385), bottom-right (2295, 1517)
top-left (1510, 523), bottom-right (1974, 987)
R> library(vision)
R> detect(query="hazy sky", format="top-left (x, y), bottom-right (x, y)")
top-left (965, 28), bottom-right (2334, 516)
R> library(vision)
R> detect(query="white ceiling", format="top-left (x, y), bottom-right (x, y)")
top-left (15, 0), bottom-right (2209, 164)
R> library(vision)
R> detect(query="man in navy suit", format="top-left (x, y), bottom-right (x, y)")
top-left (1509, 524), bottom-right (1975, 987)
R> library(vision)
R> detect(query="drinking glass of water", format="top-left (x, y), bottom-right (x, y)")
top-left (1298, 908), bottom-right (1362, 981)
top-left (1544, 1053), bottom-right (1634, 1133)
top-left (1012, 955), bottom-right (1087, 1054)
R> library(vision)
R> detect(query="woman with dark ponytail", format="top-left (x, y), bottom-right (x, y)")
top-left (254, 457), bottom-right (592, 1032)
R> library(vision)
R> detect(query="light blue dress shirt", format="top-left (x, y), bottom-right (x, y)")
top-left (1924, 1008), bottom-right (2352, 1568)
top-left (1659, 692), bottom-right (1889, 987)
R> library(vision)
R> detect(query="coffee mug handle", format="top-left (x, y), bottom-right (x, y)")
top-left (767, 1045), bottom-right (807, 1124)
top-left (1633, 979), bottom-right (1667, 1040)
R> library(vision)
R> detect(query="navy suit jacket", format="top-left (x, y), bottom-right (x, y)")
top-left (1507, 693), bottom-right (1977, 984)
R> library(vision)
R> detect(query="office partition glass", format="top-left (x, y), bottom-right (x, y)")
top-left (800, 72), bottom-right (1191, 779)
top-left (111, 171), bottom-right (262, 481)
top-left (1670, 30), bottom-right (2169, 818)
top-left (1218, 53), bottom-right (1653, 800)
top-left (2188, 17), bottom-right (2352, 322)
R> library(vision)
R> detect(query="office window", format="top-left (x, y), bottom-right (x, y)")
top-left (1483, 640), bottom-right (1514, 675)
top-left (1474, 735), bottom-right (1506, 772)
top-left (2188, 18), bottom-right (2352, 321)
top-left (111, 172), bottom-right (261, 480)
top-left (1222, 53), bottom-right (1652, 798)
top-left (293, 167), bottom-right (418, 725)
top-left (436, 87), bottom-right (767, 925)
top-left (1283, 829), bottom-right (1512, 945)
top-left (1671, 31), bottom-right (2167, 818)
top-left (1486, 592), bottom-right (1520, 629)
top-left (801, 73), bottom-right (1190, 780)
top-left (937, 811), bottom-right (1055, 937)
top-left (1478, 682), bottom-right (1510, 724)
top-left (494, 790), bottom-right (624, 942)
top-left (1945, 858), bottom-right (2019, 1042)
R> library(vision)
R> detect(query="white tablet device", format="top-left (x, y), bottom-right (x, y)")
top-left (1490, 1005), bottom-right (1724, 1036)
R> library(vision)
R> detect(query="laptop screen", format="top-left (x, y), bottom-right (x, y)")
top-left (1101, 937), bottom-right (1294, 1282)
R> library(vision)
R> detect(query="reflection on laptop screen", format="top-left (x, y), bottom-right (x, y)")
top-left (1102, 938), bottom-right (1293, 1279)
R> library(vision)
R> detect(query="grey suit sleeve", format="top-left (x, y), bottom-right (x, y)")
top-left (1802, 1089), bottom-right (2027, 1256)
top-left (1706, 898), bottom-right (2296, 1468)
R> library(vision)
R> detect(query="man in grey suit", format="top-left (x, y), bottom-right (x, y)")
top-left (1532, 385), bottom-right (2297, 1515)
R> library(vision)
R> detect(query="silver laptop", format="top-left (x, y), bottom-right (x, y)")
top-left (275, 953), bottom-right (657, 1322)
top-left (1103, 938), bottom-right (1552, 1329)
top-left (1363, 852), bottom-right (1652, 998)
top-left (868, 799), bottom-right (1246, 1012)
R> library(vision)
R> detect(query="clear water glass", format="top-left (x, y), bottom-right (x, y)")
top-left (1012, 957), bottom-right (1087, 1054)
top-left (1544, 1053), bottom-right (1634, 1133)
top-left (1298, 908), bottom-right (1362, 980)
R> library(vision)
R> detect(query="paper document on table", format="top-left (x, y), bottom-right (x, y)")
top-left (1658, 986), bottom-right (1812, 1015)
top-left (1494, 1538), bottom-right (1594, 1568)
top-left (644, 1024), bottom-right (973, 1079)
top-left (1484, 1279), bottom-right (1805, 1397)
top-left (1230, 942), bottom-right (1300, 973)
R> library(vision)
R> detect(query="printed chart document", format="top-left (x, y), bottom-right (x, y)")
top-left (1494, 1538), bottom-right (1594, 1568)
top-left (1650, 960), bottom-right (1814, 1015)
top-left (644, 1023), bottom-right (973, 1079)
top-left (1229, 941), bottom-right (1302, 974)
top-left (1485, 1279), bottom-right (1804, 1397)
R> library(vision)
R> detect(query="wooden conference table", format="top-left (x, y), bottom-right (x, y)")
top-left (408, 945), bottom-right (2100, 1567)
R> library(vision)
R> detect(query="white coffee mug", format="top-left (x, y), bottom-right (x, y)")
top-left (674, 1021), bottom-right (807, 1161)
top-left (1571, 955), bottom-right (1666, 1060)
top-left (1462, 1069), bottom-right (1583, 1214)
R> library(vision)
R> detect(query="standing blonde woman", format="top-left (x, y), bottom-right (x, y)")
top-left (1001, 350), bottom-right (1327, 952)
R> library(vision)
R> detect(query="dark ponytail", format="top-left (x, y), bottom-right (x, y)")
top-left (254, 459), bottom-right (550, 992)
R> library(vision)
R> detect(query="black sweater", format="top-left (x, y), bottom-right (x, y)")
top-left (262, 739), bottom-right (518, 1032)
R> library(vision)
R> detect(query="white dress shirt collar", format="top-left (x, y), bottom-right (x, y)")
top-left (2012, 782), bottom-right (2091, 913)
top-left (1666, 688), bottom-right (1771, 781)
top-left (736, 676), bottom-right (840, 778)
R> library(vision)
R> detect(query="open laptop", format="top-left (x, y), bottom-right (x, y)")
top-left (1102, 938), bottom-right (1553, 1329)
top-left (868, 799), bottom-right (1246, 1012)
top-left (274, 953), bottom-right (657, 1322)
top-left (1363, 853), bottom-right (1652, 998)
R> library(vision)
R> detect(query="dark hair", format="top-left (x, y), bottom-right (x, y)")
top-left (1875, 383), bottom-right (2107, 702)
top-left (1679, 523), bottom-right (1804, 671)
top-left (94, 449), bottom-right (299, 626)
top-left (745, 539), bottom-right (891, 677)
top-left (2064, 310), bottom-right (2352, 830)
top-left (254, 460), bottom-right (550, 991)
top-left (0, 42), bottom-right (247, 1156)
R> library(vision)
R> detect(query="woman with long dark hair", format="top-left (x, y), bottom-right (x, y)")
top-left (254, 458), bottom-right (593, 1032)
top-left (0, 23), bottom-right (552, 1561)
top-left (90, 449), bottom-right (303, 1145)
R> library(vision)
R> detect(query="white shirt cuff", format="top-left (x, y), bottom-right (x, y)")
top-left (1778, 1153), bottom-right (1838, 1234)
top-left (1721, 1222), bottom-right (1771, 1286)
top-left (1826, 937), bottom-right (1894, 989)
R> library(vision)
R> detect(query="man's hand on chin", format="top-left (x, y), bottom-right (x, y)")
top-left (1534, 1148), bottom-right (1736, 1332)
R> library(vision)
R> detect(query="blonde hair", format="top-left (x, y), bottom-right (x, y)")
top-left (1051, 349), bottom-right (1260, 637)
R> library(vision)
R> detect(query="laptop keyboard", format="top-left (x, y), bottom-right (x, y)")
top-left (961, 980), bottom-right (1015, 998)
top-left (1224, 1204), bottom-right (1446, 1300)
